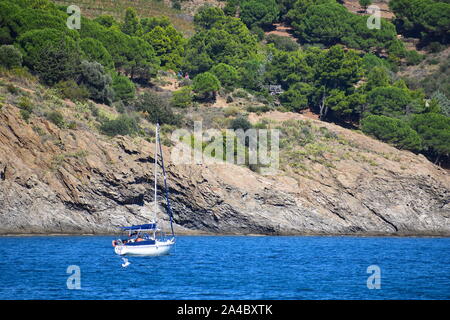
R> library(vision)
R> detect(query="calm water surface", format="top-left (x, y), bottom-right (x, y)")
top-left (0, 236), bottom-right (449, 300)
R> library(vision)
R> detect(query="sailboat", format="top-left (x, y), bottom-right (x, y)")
top-left (112, 124), bottom-right (175, 256)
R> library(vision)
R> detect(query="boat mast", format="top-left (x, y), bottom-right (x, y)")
top-left (153, 123), bottom-right (159, 224)
top-left (157, 126), bottom-right (175, 238)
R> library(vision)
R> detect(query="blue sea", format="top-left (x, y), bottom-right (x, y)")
top-left (0, 236), bottom-right (449, 300)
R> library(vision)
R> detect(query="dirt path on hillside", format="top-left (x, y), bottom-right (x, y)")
top-left (265, 23), bottom-right (298, 41)
top-left (248, 110), bottom-right (320, 124)
top-left (342, 0), bottom-right (394, 19)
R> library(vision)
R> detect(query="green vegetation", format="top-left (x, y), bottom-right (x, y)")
top-left (79, 38), bottom-right (114, 70)
top-left (55, 80), bottom-right (89, 101)
top-left (192, 72), bottom-right (221, 101)
top-left (111, 74), bottom-right (135, 102)
top-left (78, 61), bottom-right (114, 105)
top-left (18, 28), bottom-right (80, 85)
top-left (133, 91), bottom-right (180, 125)
top-left (142, 17), bottom-right (186, 70)
top-left (1, 0), bottom-right (448, 167)
top-left (184, 6), bottom-right (258, 75)
top-left (419, 59), bottom-right (450, 98)
top-left (0, 45), bottom-right (23, 69)
top-left (287, 0), bottom-right (403, 58)
top-left (171, 86), bottom-right (193, 108)
top-left (18, 96), bottom-right (33, 122)
top-left (230, 117), bottom-right (253, 131)
top-left (359, 0), bottom-right (372, 10)
top-left (210, 63), bottom-right (240, 90)
top-left (389, 0), bottom-right (450, 45)
top-left (53, 0), bottom-right (195, 36)
top-left (46, 110), bottom-right (65, 128)
top-left (239, 0), bottom-right (280, 29)
top-left (100, 114), bottom-right (139, 137)
top-left (361, 115), bottom-right (422, 152)
top-left (410, 113), bottom-right (450, 164)
top-left (265, 34), bottom-right (300, 52)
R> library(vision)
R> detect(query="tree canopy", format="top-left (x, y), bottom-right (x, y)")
top-left (361, 115), bottom-right (423, 152)
top-left (390, 0), bottom-right (450, 44)
top-left (184, 8), bottom-right (258, 75)
top-left (192, 72), bottom-right (221, 101)
top-left (17, 28), bottom-right (80, 85)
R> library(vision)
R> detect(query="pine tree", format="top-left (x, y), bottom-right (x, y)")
top-left (121, 7), bottom-right (142, 36)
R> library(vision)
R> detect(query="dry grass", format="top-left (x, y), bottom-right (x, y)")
top-left (53, 0), bottom-right (195, 36)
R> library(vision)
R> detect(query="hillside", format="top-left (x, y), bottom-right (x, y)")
top-left (1, 73), bottom-right (449, 236)
top-left (53, 0), bottom-right (197, 36)
top-left (0, 0), bottom-right (449, 235)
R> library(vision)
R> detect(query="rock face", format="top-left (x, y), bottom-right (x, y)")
top-left (0, 105), bottom-right (449, 236)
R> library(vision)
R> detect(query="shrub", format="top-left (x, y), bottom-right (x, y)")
top-left (20, 109), bottom-right (31, 122)
top-left (279, 83), bottom-right (311, 112)
top-left (359, 0), bottom-right (372, 10)
top-left (94, 15), bottom-right (118, 28)
top-left (246, 105), bottom-right (271, 113)
top-left (20, 110), bottom-right (31, 123)
top-left (78, 61), bottom-right (114, 105)
top-left (18, 96), bottom-right (33, 113)
top-left (250, 25), bottom-right (265, 41)
top-left (134, 91), bottom-right (180, 125)
top-left (365, 86), bottom-right (413, 117)
top-left (210, 63), bottom-right (239, 90)
top-left (410, 113), bottom-right (450, 163)
top-left (67, 121), bottom-right (77, 130)
top-left (112, 74), bottom-right (135, 102)
top-left (224, 106), bottom-right (241, 117)
top-left (265, 34), bottom-right (300, 52)
top-left (100, 114), bottom-right (139, 137)
top-left (230, 117), bottom-right (253, 131)
top-left (426, 42), bottom-right (446, 53)
top-left (55, 80), bottom-right (89, 101)
top-left (17, 29), bottom-right (80, 85)
top-left (405, 50), bottom-right (423, 66)
top-left (240, 0), bottom-right (280, 29)
top-left (80, 38), bottom-right (114, 70)
top-left (46, 111), bottom-right (65, 128)
top-left (233, 89), bottom-right (249, 99)
top-left (192, 72), bottom-right (221, 101)
top-left (171, 86), bottom-right (193, 108)
top-left (361, 115), bottom-right (422, 152)
top-left (7, 84), bottom-right (20, 95)
top-left (114, 101), bottom-right (126, 114)
top-left (172, 0), bottom-right (182, 10)
top-left (0, 45), bottom-right (22, 69)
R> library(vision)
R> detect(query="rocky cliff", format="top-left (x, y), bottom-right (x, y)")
top-left (0, 104), bottom-right (449, 236)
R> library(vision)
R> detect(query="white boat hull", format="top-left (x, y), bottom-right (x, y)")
top-left (114, 239), bottom-right (175, 257)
